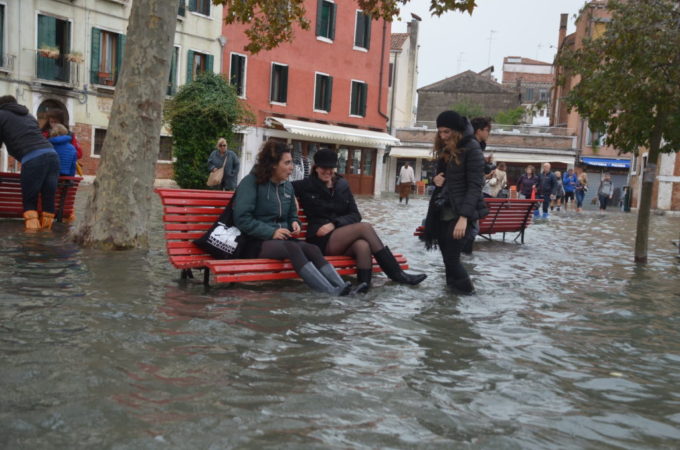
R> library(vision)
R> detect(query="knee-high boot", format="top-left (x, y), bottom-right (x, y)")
top-left (299, 262), bottom-right (350, 296)
top-left (374, 246), bottom-right (427, 285)
top-left (447, 276), bottom-right (476, 295)
top-left (351, 268), bottom-right (371, 294)
top-left (319, 264), bottom-right (352, 296)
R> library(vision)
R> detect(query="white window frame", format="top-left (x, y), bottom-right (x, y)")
top-left (316, 0), bottom-right (335, 43)
top-left (91, 127), bottom-right (107, 158)
top-left (352, 9), bottom-right (369, 52)
top-left (270, 61), bottom-right (288, 106)
top-left (349, 79), bottom-right (367, 118)
top-left (313, 71), bottom-right (331, 114)
top-left (229, 51), bottom-right (248, 99)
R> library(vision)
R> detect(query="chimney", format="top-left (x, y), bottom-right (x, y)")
top-left (557, 13), bottom-right (568, 49)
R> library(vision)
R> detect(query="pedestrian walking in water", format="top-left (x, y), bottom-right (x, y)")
top-left (597, 172), bottom-right (614, 211)
top-left (536, 163), bottom-right (557, 219)
top-left (398, 161), bottom-right (415, 204)
top-left (575, 165), bottom-right (588, 212)
top-left (424, 110), bottom-right (488, 295)
top-left (207, 138), bottom-right (240, 191)
top-left (562, 168), bottom-right (577, 211)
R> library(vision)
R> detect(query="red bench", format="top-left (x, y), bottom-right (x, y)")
top-left (414, 198), bottom-right (541, 243)
top-left (0, 171), bottom-right (82, 222)
top-left (156, 188), bottom-right (408, 286)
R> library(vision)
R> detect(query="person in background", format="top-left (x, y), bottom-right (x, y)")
top-left (551, 170), bottom-right (565, 212)
top-left (516, 165), bottom-right (539, 200)
top-left (483, 161), bottom-right (507, 198)
top-left (398, 161), bottom-right (416, 204)
top-left (424, 110), bottom-right (488, 295)
top-left (232, 140), bottom-right (352, 296)
top-left (536, 163), bottom-right (557, 219)
top-left (562, 168), bottom-right (577, 211)
top-left (575, 165), bottom-right (588, 212)
top-left (0, 95), bottom-right (60, 230)
top-left (49, 124), bottom-right (77, 177)
top-left (293, 149), bottom-right (426, 293)
top-left (471, 116), bottom-right (492, 151)
top-left (41, 109), bottom-right (83, 161)
top-left (597, 172), bottom-right (614, 211)
top-left (207, 138), bottom-right (240, 191)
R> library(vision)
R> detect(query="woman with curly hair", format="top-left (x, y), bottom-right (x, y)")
top-left (232, 140), bottom-right (352, 295)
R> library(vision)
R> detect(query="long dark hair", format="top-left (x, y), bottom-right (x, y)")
top-left (433, 130), bottom-right (463, 165)
top-left (253, 140), bottom-right (290, 184)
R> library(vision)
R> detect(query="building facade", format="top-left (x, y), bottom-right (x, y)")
top-left (0, 0), bottom-right (223, 180)
top-left (222, 0), bottom-right (396, 195)
top-left (502, 56), bottom-right (554, 126)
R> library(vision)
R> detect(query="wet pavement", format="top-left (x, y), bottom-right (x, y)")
top-left (1, 187), bottom-right (679, 449)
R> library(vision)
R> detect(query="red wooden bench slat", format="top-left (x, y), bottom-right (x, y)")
top-left (155, 187), bottom-right (408, 285)
top-left (1, 172), bottom-right (82, 221)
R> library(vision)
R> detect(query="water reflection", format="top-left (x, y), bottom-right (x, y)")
top-left (1, 190), bottom-right (679, 448)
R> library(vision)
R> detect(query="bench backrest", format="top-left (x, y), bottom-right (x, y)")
top-left (479, 198), bottom-right (537, 234)
top-left (0, 172), bottom-right (82, 219)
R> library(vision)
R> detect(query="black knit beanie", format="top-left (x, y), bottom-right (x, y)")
top-left (436, 110), bottom-right (467, 133)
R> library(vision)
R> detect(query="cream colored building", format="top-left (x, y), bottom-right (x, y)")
top-left (0, 0), bottom-right (223, 179)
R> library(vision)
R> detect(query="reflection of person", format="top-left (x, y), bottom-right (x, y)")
top-left (0, 95), bottom-right (60, 230)
top-left (207, 138), bottom-right (240, 191)
top-left (49, 124), bottom-right (77, 176)
top-left (597, 172), bottom-right (614, 211)
top-left (575, 165), bottom-right (588, 212)
top-left (398, 161), bottom-right (415, 204)
top-left (424, 110), bottom-right (488, 295)
top-left (293, 149), bottom-right (426, 293)
top-left (232, 140), bottom-right (351, 295)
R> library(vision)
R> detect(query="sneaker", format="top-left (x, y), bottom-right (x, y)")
top-left (542, 212), bottom-right (550, 219)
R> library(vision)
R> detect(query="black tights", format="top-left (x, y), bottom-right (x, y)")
top-left (325, 222), bottom-right (384, 270)
top-left (437, 220), bottom-right (470, 282)
top-left (258, 239), bottom-right (328, 273)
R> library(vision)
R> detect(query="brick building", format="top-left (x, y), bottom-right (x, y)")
top-left (502, 57), bottom-right (554, 126)
top-left (222, 0), bottom-right (397, 195)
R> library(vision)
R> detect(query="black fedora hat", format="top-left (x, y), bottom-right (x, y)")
top-left (314, 148), bottom-right (338, 168)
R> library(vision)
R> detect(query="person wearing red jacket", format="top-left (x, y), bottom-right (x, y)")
top-left (40, 109), bottom-right (82, 160)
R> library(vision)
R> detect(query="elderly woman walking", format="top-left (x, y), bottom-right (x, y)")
top-left (207, 138), bottom-right (240, 191)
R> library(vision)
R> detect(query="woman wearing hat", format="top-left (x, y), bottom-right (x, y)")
top-left (293, 148), bottom-right (427, 293)
top-left (423, 110), bottom-right (488, 295)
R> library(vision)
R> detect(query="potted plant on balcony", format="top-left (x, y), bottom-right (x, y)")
top-left (37, 46), bottom-right (60, 59)
top-left (65, 52), bottom-right (84, 63)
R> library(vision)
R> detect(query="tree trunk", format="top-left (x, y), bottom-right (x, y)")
top-left (74, 1), bottom-right (177, 249)
top-left (633, 118), bottom-right (665, 263)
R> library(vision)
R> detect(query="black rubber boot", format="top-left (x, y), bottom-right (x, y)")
top-left (351, 268), bottom-right (372, 294)
top-left (319, 264), bottom-right (353, 296)
top-left (299, 262), bottom-right (350, 296)
top-left (374, 246), bottom-right (427, 285)
top-left (447, 276), bottom-right (476, 295)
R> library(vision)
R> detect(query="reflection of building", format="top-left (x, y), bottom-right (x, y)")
top-left (0, 1), bottom-right (223, 179)
top-left (502, 57), bottom-right (554, 126)
top-left (222, 0), bottom-right (397, 195)
top-left (551, 2), bottom-right (679, 210)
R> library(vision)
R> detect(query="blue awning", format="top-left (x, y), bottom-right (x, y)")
top-left (581, 157), bottom-right (631, 169)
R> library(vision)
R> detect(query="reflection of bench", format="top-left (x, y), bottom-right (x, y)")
top-left (156, 188), bottom-right (408, 286)
top-left (414, 198), bottom-right (541, 244)
top-left (0, 172), bottom-right (82, 221)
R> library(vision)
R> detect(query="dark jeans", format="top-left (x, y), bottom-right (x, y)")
top-left (539, 194), bottom-right (551, 213)
top-left (575, 190), bottom-right (585, 208)
top-left (21, 152), bottom-right (60, 213)
top-left (437, 219), bottom-right (471, 283)
top-left (598, 194), bottom-right (609, 210)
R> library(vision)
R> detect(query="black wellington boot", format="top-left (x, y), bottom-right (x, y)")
top-left (446, 276), bottom-right (476, 295)
top-left (351, 268), bottom-right (372, 294)
top-left (374, 246), bottom-right (427, 285)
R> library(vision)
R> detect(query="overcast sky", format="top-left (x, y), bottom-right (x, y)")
top-left (391, 0), bottom-right (589, 88)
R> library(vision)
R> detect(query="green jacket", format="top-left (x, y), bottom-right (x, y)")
top-left (233, 173), bottom-right (299, 240)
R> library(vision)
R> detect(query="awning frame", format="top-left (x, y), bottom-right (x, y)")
top-left (266, 117), bottom-right (400, 148)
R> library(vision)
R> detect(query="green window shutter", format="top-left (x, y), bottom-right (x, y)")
top-left (364, 15), bottom-right (371, 50)
top-left (314, 74), bottom-right (321, 110)
top-left (329, 3), bottom-right (336, 40)
top-left (37, 15), bottom-right (57, 80)
top-left (115, 33), bottom-right (126, 84)
top-left (168, 47), bottom-right (177, 95)
top-left (186, 50), bottom-right (194, 82)
top-left (90, 28), bottom-right (101, 84)
top-left (326, 76), bottom-right (333, 112)
top-left (281, 66), bottom-right (288, 103)
top-left (206, 54), bottom-right (214, 73)
top-left (188, 0), bottom-right (197, 12)
top-left (361, 84), bottom-right (367, 117)
top-left (315, 0), bottom-right (323, 36)
top-left (178, 0), bottom-right (186, 16)
top-left (355, 12), bottom-right (364, 47)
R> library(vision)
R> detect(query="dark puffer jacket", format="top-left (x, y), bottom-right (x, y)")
top-left (0, 102), bottom-right (53, 162)
top-left (292, 174), bottom-right (361, 241)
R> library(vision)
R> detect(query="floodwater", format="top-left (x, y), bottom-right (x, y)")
top-left (1, 187), bottom-right (679, 449)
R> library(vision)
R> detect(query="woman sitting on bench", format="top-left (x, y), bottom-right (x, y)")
top-left (232, 140), bottom-right (352, 296)
top-left (292, 148), bottom-right (426, 293)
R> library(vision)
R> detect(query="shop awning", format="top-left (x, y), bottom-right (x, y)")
top-left (388, 147), bottom-right (433, 159)
top-left (266, 117), bottom-right (399, 148)
top-left (581, 157), bottom-right (631, 168)
top-left (486, 150), bottom-right (576, 166)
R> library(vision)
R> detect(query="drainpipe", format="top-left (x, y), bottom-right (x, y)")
top-left (377, 19), bottom-right (389, 123)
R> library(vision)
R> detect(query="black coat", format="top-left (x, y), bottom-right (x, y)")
top-left (0, 102), bottom-right (53, 162)
top-left (292, 174), bottom-right (361, 241)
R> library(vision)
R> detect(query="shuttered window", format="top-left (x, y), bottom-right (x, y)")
top-left (316, 0), bottom-right (336, 40)
top-left (167, 47), bottom-right (179, 95)
top-left (37, 14), bottom-right (71, 82)
top-left (270, 63), bottom-right (288, 104)
top-left (230, 53), bottom-right (247, 98)
top-left (188, 0), bottom-right (210, 16)
top-left (354, 11), bottom-right (371, 49)
top-left (314, 73), bottom-right (332, 112)
top-left (350, 81), bottom-right (367, 117)
top-left (186, 50), bottom-right (213, 83)
top-left (90, 28), bottom-right (126, 86)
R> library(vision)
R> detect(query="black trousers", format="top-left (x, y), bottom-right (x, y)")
top-left (437, 219), bottom-right (471, 283)
top-left (21, 152), bottom-right (60, 213)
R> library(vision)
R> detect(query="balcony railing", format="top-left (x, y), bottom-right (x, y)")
top-left (0, 53), bottom-right (16, 71)
top-left (35, 52), bottom-right (81, 86)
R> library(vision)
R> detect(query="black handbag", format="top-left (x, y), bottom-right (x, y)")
top-left (193, 196), bottom-right (245, 259)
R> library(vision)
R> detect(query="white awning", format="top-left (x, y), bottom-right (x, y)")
top-left (388, 147), bottom-right (433, 159)
top-left (490, 152), bottom-right (575, 166)
top-left (266, 117), bottom-right (399, 148)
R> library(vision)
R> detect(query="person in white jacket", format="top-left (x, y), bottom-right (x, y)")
top-left (398, 162), bottom-right (416, 204)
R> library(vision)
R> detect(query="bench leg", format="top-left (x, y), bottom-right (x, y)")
top-left (181, 269), bottom-right (194, 280)
top-left (203, 269), bottom-right (210, 286)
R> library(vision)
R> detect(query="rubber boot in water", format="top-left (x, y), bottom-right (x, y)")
top-left (23, 210), bottom-right (40, 231)
top-left (319, 264), bottom-right (352, 296)
top-left (351, 268), bottom-right (372, 294)
top-left (299, 262), bottom-right (350, 296)
top-left (447, 277), bottom-right (476, 295)
top-left (374, 246), bottom-right (427, 285)
top-left (40, 212), bottom-right (56, 230)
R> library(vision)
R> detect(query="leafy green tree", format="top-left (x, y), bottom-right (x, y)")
top-left (559, 0), bottom-right (680, 263)
top-left (494, 106), bottom-right (526, 125)
top-left (165, 73), bottom-right (253, 189)
top-left (450, 100), bottom-right (486, 120)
